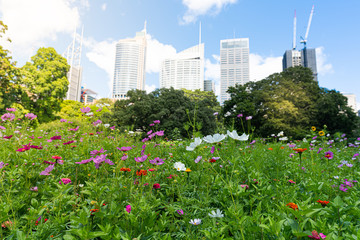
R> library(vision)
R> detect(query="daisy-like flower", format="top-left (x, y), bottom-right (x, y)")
top-left (324, 151), bottom-right (333, 159)
top-left (174, 162), bottom-right (186, 171)
top-left (227, 130), bottom-right (249, 141)
top-left (208, 209), bottom-right (224, 218)
top-left (286, 202), bottom-right (298, 211)
top-left (186, 137), bottom-right (202, 151)
top-left (189, 219), bottom-right (201, 225)
top-left (203, 133), bottom-right (227, 143)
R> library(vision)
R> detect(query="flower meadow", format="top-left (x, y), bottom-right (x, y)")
top-left (1, 110), bottom-right (360, 239)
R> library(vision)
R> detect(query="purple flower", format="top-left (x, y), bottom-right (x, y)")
top-left (195, 156), bottom-right (202, 163)
top-left (6, 108), bottom-right (16, 112)
top-left (25, 113), bottom-right (37, 120)
top-left (51, 135), bottom-right (62, 140)
top-left (237, 114), bottom-right (243, 118)
top-left (90, 148), bottom-right (107, 156)
top-left (352, 153), bottom-right (359, 160)
top-left (110, 126), bottom-right (115, 130)
top-left (149, 157), bottom-right (164, 165)
top-left (92, 119), bottom-right (102, 126)
top-left (317, 148), bottom-right (323, 154)
top-left (69, 126), bottom-right (79, 131)
top-left (147, 130), bottom-right (153, 135)
top-left (0, 126), bottom-right (6, 130)
top-left (246, 116), bottom-right (252, 120)
top-left (324, 151), bottom-right (334, 159)
top-left (213, 112), bottom-right (218, 116)
top-left (1, 113), bottom-right (15, 121)
top-left (210, 146), bottom-right (215, 154)
top-left (142, 137), bottom-right (150, 142)
top-left (96, 108), bottom-right (103, 112)
top-left (153, 120), bottom-right (160, 124)
top-left (92, 154), bottom-right (114, 169)
top-left (135, 155), bottom-right (148, 163)
top-left (0, 162), bottom-right (5, 169)
top-left (60, 119), bottom-right (67, 122)
top-left (30, 186), bottom-right (38, 192)
top-left (155, 131), bottom-right (164, 136)
top-left (117, 146), bottom-right (132, 151)
top-left (121, 154), bottom-right (128, 160)
top-left (75, 158), bottom-right (93, 165)
top-left (80, 107), bottom-right (91, 114)
top-left (177, 209), bottom-right (184, 215)
top-left (126, 205), bottom-right (131, 213)
top-left (40, 164), bottom-right (55, 175)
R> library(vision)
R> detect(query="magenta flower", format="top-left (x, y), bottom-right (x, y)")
top-left (110, 126), bottom-right (115, 130)
top-left (153, 183), bottom-right (161, 189)
top-left (153, 120), bottom-right (160, 124)
top-left (92, 154), bottom-right (114, 169)
top-left (6, 108), bottom-right (16, 112)
top-left (1, 113), bottom-right (15, 121)
top-left (240, 184), bottom-right (249, 190)
top-left (90, 148), bottom-right (107, 156)
top-left (50, 135), bottom-right (62, 140)
top-left (149, 123), bottom-right (155, 127)
top-left (149, 157), bottom-right (164, 165)
top-left (69, 126), bottom-right (79, 131)
top-left (0, 126), bottom-right (6, 130)
top-left (60, 119), bottom-right (67, 122)
top-left (3, 135), bottom-right (13, 139)
top-left (210, 146), bottom-right (215, 154)
top-left (126, 205), bottom-right (131, 213)
top-left (59, 178), bottom-right (72, 185)
top-left (324, 151), bottom-right (334, 159)
top-left (96, 108), bottom-right (103, 112)
top-left (25, 113), bottom-right (37, 120)
top-left (63, 141), bottom-right (75, 145)
top-left (237, 114), bottom-right (243, 118)
top-left (117, 146), bottom-right (132, 151)
top-left (177, 209), bottom-right (184, 215)
top-left (30, 186), bottom-right (38, 192)
top-left (308, 230), bottom-right (326, 239)
top-left (92, 119), bottom-right (102, 126)
top-left (80, 107), bottom-right (91, 113)
top-left (121, 154), bottom-right (128, 160)
top-left (135, 155), bottom-right (148, 163)
top-left (75, 158), bottom-right (93, 165)
top-left (155, 131), bottom-right (164, 136)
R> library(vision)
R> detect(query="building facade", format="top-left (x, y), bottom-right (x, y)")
top-left (160, 44), bottom-right (204, 91)
top-left (282, 48), bottom-right (318, 81)
top-left (220, 38), bottom-right (250, 104)
top-left (342, 93), bottom-right (357, 112)
top-left (112, 28), bottom-right (147, 99)
top-left (204, 80), bottom-right (214, 92)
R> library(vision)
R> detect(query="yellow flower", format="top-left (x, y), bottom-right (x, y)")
top-left (319, 131), bottom-right (325, 136)
top-left (185, 168), bottom-right (192, 173)
top-left (311, 126), bottom-right (316, 131)
top-left (88, 174), bottom-right (91, 177)
top-left (91, 201), bottom-right (97, 205)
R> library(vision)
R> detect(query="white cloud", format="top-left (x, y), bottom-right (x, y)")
top-left (181, 0), bottom-right (237, 24)
top-left (0, 0), bottom-right (87, 58)
top-left (101, 3), bottom-right (107, 11)
top-left (316, 46), bottom-right (333, 76)
top-left (146, 34), bottom-right (177, 73)
top-left (145, 84), bottom-right (157, 93)
top-left (205, 55), bottom-right (220, 96)
top-left (249, 53), bottom-right (282, 81)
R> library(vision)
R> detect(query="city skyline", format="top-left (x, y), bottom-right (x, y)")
top-left (0, 0), bottom-right (359, 110)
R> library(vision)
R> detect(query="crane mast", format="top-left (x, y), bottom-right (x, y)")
top-left (300, 5), bottom-right (314, 49)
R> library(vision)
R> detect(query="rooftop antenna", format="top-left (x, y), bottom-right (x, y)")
top-left (300, 5), bottom-right (314, 49)
top-left (292, 10), bottom-right (297, 50)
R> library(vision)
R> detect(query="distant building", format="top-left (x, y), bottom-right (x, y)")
top-left (342, 93), bottom-right (357, 112)
top-left (160, 43), bottom-right (204, 91)
top-left (80, 88), bottom-right (97, 105)
top-left (282, 48), bottom-right (318, 81)
top-left (112, 23), bottom-right (147, 100)
top-left (63, 27), bottom-right (83, 101)
top-left (220, 38), bottom-right (250, 104)
top-left (204, 80), bottom-right (214, 92)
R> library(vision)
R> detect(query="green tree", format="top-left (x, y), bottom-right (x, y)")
top-left (0, 21), bottom-right (25, 113)
top-left (57, 100), bottom-right (84, 119)
top-left (20, 47), bottom-right (70, 122)
top-left (315, 89), bottom-right (358, 135)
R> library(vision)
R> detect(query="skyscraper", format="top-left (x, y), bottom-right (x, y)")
top-left (282, 49), bottom-right (318, 81)
top-left (220, 38), bottom-right (250, 104)
top-left (112, 24), bottom-right (147, 99)
top-left (160, 43), bottom-right (204, 91)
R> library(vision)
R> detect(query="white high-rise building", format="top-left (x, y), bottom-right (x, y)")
top-left (342, 93), bottom-right (357, 112)
top-left (112, 24), bottom-right (147, 99)
top-left (160, 43), bottom-right (204, 91)
top-left (220, 38), bottom-right (250, 104)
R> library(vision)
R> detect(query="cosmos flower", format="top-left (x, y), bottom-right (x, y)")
top-left (40, 164), bottom-right (55, 175)
top-left (25, 113), bottom-right (37, 120)
top-left (194, 156), bottom-right (202, 163)
top-left (80, 107), bottom-right (91, 113)
top-left (186, 137), bottom-right (202, 151)
top-left (189, 219), bottom-right (201, 225)
top-left (324, 151), bottom-right (334, 159)
top-left (203, 133), bottom-right (227, 143)
top-left (227, 130), bottom-right (249, 141)
top-left (1, 113), bottom-right (15, 121)
top-left (177, 209), bottom-right (184, 215)
top-left (174, 162), bottom-right (186, 171)
top-left (209, 209), bottom-right (224, 218)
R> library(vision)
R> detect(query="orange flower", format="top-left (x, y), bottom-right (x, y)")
top-left (120, 167), bottom-right (131, 172)
top-left (136, 170), bottom-right (147, 176)
top-left (286, 202), bottom-right (298, 210)
top-left (317, 200), bottom-right (329, 207)
top-left (280, 146), bottom-right (285, 149)
top-left (90, 209), bottom-right (99, 215)
top-left (268, 148), bottom-right (273, 150)
top-left (293, 148), bottom-right (307, 153)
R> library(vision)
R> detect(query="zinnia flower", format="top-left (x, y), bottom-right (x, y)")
top-left (59, 178), bottom-right (72, 185)
top-left (324, 151), bottom-right (333, 159)
top-left (308, 230), bottom-right (326, 239)
top-left (286, 202), bottom-right (298, 210)
top-left (153, 183), bottom-right (161, 189)
top-left (317, 200), bottom-right (329, 207)
top-left (126, 205), bottom-right (131, 213)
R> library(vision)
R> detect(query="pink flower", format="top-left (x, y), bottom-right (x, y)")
top-left (6, 108), bottom-right (16, 112)
top-left (1, 113), bottom-right (15, 121)
top-left (126, 205), bottom-right (131, 213)
top-left (25, 113), bottom-right (37, 120)
top-left (153, 120), bottom-right (160, 124)
top-left (80, 107), bottom-right (91, 113)
top-left (59, 178), bottom-right (72, 185)
top-left (30, 186), bottom-right (38, 192)
top-left (153, 183), bottom-right (161, 189)
top-left (60, 119), bottom-right (67, 122)
top-left (308, 230), bottom-right (326, 239)
top-left (52, 156), bottom-right (62, 160)
top-left (240, 184), bottom-right (249, 190)
top-left (177, 209), bottom-right (184, 215)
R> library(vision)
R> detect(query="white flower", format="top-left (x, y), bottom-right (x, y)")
top-left (334, 176), bottom-right (339, 179)
top-left (209, 209), bottom-right (224, 218)
top-left (279, 137), bottom-right (288, 141)
top-left (104, 124), bottom-right (110, 128)
top-left (85, 112), bottom-right (94, 116)
top-left (79, 184), bottom-right (84, 187)
top-left (303, 138), bottom-right (308, 142)
top-left (277, 131), bottom-right (284, 137)
top-left (186, 137), bottom-right (202, 151)
top-left (174, 162), bottom-right (186, 171)
top-left (224, 112), bottom-right (231, 117)
top-left (271, 134), bottom-right (275, 137)
top-left (104, 103), bottom-right (110, 107)
top-left (227, 130), bottom-right (249, 141)
top-left (189, 219), bottom-right (201, 225)
top-left (311, 140), bottom-right (316, 143)
top-left (203, 133), bottom-right (227, 143)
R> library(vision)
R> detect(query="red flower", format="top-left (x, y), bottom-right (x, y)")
top-left (317, 200), bottom-right (329, 207)
top-left (153, 183), bottom-right (161, 189)
top-left (293, 148), bottom-right (307, 153)
top-left (286, 202), bottom-right (298, 210)
top-left (209, 158), bottom-right (216, 163)
top-left (136, 170), bottom-right (147, 176)
top-left (90, 209), bottom-right (99, 215)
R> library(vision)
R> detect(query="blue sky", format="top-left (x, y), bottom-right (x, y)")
top-left (0, 0), bottom-right (359, 110)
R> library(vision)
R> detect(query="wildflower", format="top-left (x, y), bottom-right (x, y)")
top-left (324, 151), bottom-right (333, 159)
top-left (311, 126), bottom-right (316, 131)
top-left (334, 176), bottom-right (339, 179)
top-left (153, 120), bottom-right (160, 124)
top-left (120, 167), bottom-right (131, 172)
top-left (69, 126), bottom-right (79, 131)
top-left (59, 178), bottom-right (72, 185)
top-left (177, 209), bottom-right (184, 215)
top-left (224, 112), bottom-right (231, 117)
top-left (3, 135), bottom-right (13, 139)
top-left (1, 113), bottom-right (15, 121)
top-left (240, 184), bottom-right (249, 190)
top-left (52, 156), bottom-right (62, 160)
top-left (185, 168), bottom-right (191, 173)
top-left (189, 219), bottom-right (201, 225)
top-left (317, 200), bottom-right (329, 207)
top-left (279, 137), bottom-right (288, 141)
top-left (126, 205), bottom-right (131, 213)
top-left (288, 180), bottom-right (296, 184)
top-left (308, 230), bottom-right (326, 239)
top-left (80, 107), bottom-right (91, 114)
top-left (174, 162), bottom-right (186, 171)
top-left (90, 148), bottom-right (107, 156)
top-left (0, 126), bottom-right (5, 130)
top-left (136, 170), bottom-right (147, 176)
top-left (286, 202), bottom-right (298, 210)
top-left (209, 209), bottom-right (224, 218)
top-left (90, 209), bottom-right (99, 215)
top-left (63, 140), bottom-right (75, 145)
top-left (92, 119), bottom-right (102, 126)
top-left (293, 148), bottom-right (307, 153)
top-left (0, 162), bottom-right (5, 169)
top-left (40, 164), bottom-right (55, 175)
top-left (50, 135), bottom-right (61, 140)
top-left (117, 146), bottom-right (133, 151)
top-left (318, 131), bottom-right (325, 136)
top-left (30, 186), bottom-right (38, 192)
top-left (246, 116), bottom-right (252, 120)
top-left (121, 154), bottom-right (128, 160)
top-left (213, 112), bottom-right (218, 116)
top-left (149, 123), bottom-right (155, 126)
top-left (194, 156), bottom-right (202, 163)
top-left (25, 113), bottom-right (37, 120)
top-left (135, 155), bottom-right (148, 163)
top-left (209, 158), bottom-right (217, 163)
top-left (60, 119), bottom-right (67, 122)
top-left (153, 183), bottom-right (161, 189)
top-left (227, 130), bottom-right (249, 141)
top-left (6, 108), bottom-right (16, 112)
top-left (203, 133), bottom-right (227, 143)
top-left (1, 220), bottom-right (13, 228)
top-left (237, 113), bottom-right (243, 117)
top-left (186, 137), bottom-right (202, 151)
top-left (149, 157), bottom-right (164, 165)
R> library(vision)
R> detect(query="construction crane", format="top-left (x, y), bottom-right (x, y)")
top-left (292, 10), bottom-right (297, 50)
top-left (300, 5), bottom-right (314, 49)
